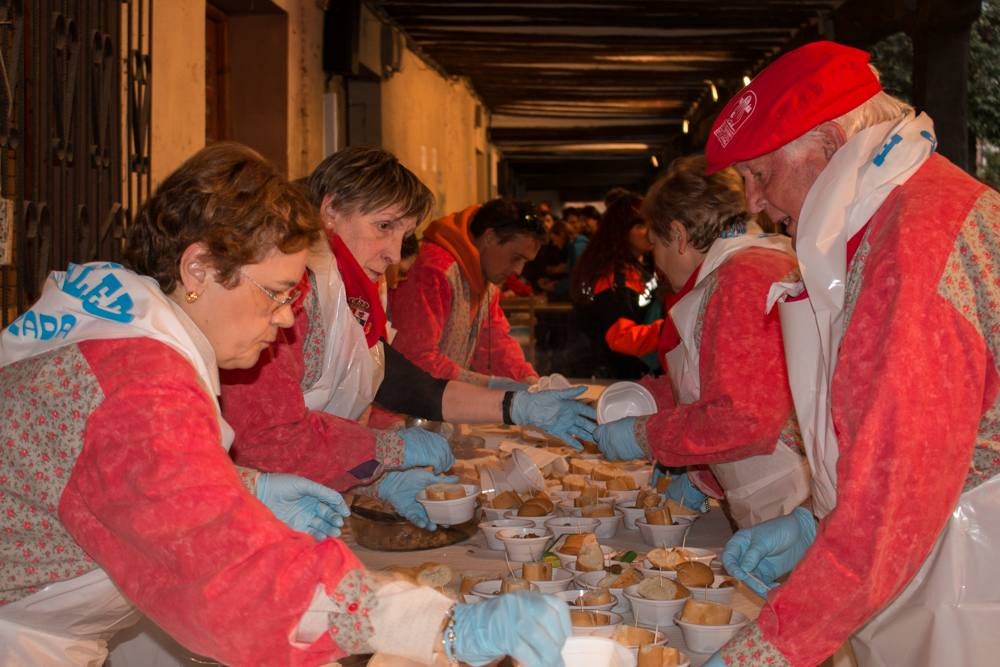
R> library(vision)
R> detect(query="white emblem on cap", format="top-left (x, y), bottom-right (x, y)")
top-left (713, 90), bottom-right (757, 147)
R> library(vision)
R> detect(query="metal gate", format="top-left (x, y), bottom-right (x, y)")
top-left (0, 0), bottom-right (151, 326)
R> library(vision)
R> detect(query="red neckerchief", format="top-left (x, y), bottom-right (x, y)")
top-left (657, 262), bottom-right (703, 372)
top-left (328, 231), bottom-right (387, 348)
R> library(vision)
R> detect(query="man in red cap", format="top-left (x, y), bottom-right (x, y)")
top-left (703, 41), bottom-right (999, 666)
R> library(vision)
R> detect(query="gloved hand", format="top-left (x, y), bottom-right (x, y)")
top-left (593, 416), bottom-right (644, 460)
top-left (722, 506), bottom-right (818, 597)
top-left (255, 473), bottom-right (350, 540)
top-left (453, 591), bottom-right (571, 666)
top-left (511, 386), bottom-right (596, 449)
top-left (701, 652), bottom-right (727, 667)
top-left (378, 469), bottom-right (460, 531)
top-left (651, 464), bottom-right (670, 490)
top-left (665, 473), bottom-right (709, 512)
top-left (487, 375), bottom-right (531, 392)
top-left (399, 427), bottom-right (455, 473)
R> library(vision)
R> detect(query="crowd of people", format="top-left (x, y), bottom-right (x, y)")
top-left (0, 40), bottom-right (996, 667)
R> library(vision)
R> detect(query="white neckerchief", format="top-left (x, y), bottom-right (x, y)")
top-left (1, 262), bottom-right (233, 449)
top-left (767, 113), bottom-right (936, 516)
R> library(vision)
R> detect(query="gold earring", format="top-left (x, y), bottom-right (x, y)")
top-left (185, 291), bottom-right (200, 304)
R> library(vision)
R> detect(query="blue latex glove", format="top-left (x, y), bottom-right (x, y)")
top-left (399, 427), bottom-right (455, 473)
top-left (255, 473), bottom-right (350, 540)
top-left (592, 416), bottom-right (643, 460)
top-left (488, 376), bottom-right (531, 392)
top-left (701, 652), bottom-right (727, 666)
top-left (453, 591), bottom-right (571, 666)
top-left (378, 469), bottom-right (460, 530)
top-left (511, 386), bottom-right (596, 449)
top-left (665, 473), bottom-right (709, 512)
top-left (722, 507), bottom-right (818, 597)
top-left (651, 464), bottom-right (669, 489)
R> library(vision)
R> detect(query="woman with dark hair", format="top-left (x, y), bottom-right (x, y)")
top-left (0, 143), bottom-right (570, 666)
top-left (568, 192), bottom-right (660, 378)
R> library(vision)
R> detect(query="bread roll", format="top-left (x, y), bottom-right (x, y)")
top-left (569, 459), bottom-right (597, 475)
top-left (637, 577), bottom-right (688, 601)
top-left (680, 599), bottom-right (733, 625)
top-left (490, 490), bottom-right (522, 509)
top-left (562, 474), bottom-right (587, 491)
top-left (606, 476), bottom-right (637, 491)
top-left (522, 561), bottom-right (552, 581)
top-left (591, 464), bottom-right (620, 482)
top-left (414, 562), bottom-right (453, 589)
top-left (575, 542), bottom-right (606, 572)
top-left (559, 532), bottom-right (597, 556)
top-left (665, 499), bottom-right (698, 516)
top-left (646, 547), bottom-right (689, 571)
top-left (526, 493), bottom-right (555, 514)
top-left (655, 475), bottom-right (671, 493)
top-left (612, 625), bottom-right (656, 647)
top-left (517, 499), bottom-right (551, 517)
top-left (644, 507), bottom-right (673, 525)
top-left (675, 561), bottom-right (714, 588)
top-left (577, 588), bottom-right (613, 606)
top-left (637, 645), bottom-right (680, 667)
top-left (570, 610), bottom-right (611, 627)
top-left (581, 504), bottom-right (615, 518)
top-left (426, 483), bottom-right (466, 500)
top-left (500, 577), bottom-right (532, 593)
top-left (599, 566), bottom-right (642, 589)
top-left (635, 488), bottom-right (662, 509)
top-left (459, 574), bottom-right (493, 595)
top-left (574, 494), bottom-right (599, 508)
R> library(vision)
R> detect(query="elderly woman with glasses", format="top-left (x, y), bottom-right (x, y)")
top-left (220, 150), bottom-right (595, 531)
top-left (0, 142), bottom-right (570, 667)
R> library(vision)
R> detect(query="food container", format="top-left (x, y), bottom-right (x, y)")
top-left (496, 527), bottom-right (553, 562)
top-left (673, 610), bottom-right (750, 653)
top-left (635, 519), bottom-right (690, 548)
top-left (683, 576), bottom-right (737, 605)
top-left (596, 382), bottom-right (657, 424)
top-left (570, 610), bottom-right (624, 638)
top-left (561, 636), bottom-right (636, 667)
top-left (416, 483), bottom-right (479, 525)
top-left (503, 508), bottom-right (557, 530)
top-left (615, 502), bottom-right (646, 531)
top-left (479, 518), bottom-right (535, 550)
top-left (520, 566), bottom-right (575, 594)
top-left (623, 583), bottom-right (690, 627)
top-left (574, 570), bottom-right (634, 614)
top-left (545, 516), bottom-right (601, 542)
top-left (553, 588), bottom-right (618, 613)
top-left (470, 579), bottom-right (503, 599)
top-left (610, 627), bottom-right (667, 661)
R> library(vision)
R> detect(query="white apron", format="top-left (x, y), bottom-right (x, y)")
top-left (665, 230), bottom-right (811, 528)
top-left (768, 115), bottom-right (999, 665)
top-left (301, 241), bottom-right (386, 420)
top-left (1, 262), bottom-right (235, 664)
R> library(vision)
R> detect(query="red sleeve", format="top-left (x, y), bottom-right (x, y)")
top-left (470, 289), bottom-right (537, 380)
top-left (641, 251), bottom-right (795, 465)
top-left (637, 373), bottom-right (677, 411)
top-left (756, 265), bottom-right (988, 665)
top-left (605, 317), bottom-right (663, 357)
top-left (61, 338), bottom-right (363, 666)
top-left (388, 253), bottom-right (469, 381)
top-left (220, 305), bottom-right (378, 490)
top-left (503, 274), bottom-right (534, 296)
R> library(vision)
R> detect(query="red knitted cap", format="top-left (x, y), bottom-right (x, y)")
top-left (705, 41), bottom-right (882, 174)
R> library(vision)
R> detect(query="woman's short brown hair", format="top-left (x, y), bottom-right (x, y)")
top-left (125, 142), bottom-right (320, 294)
top-left (308, 145), bottom-right (433, 224)
top-left (642, 155), bottom-right (748, 252)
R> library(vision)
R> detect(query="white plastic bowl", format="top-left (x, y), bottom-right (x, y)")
top-left (545, 516), bottom-right (601, 541)
top-left (607, 489), bottom-right (640, 506)
top-left (553, 588), bottom-right (618, 613)
top-left (589, 510), bottom-right (624, 539)
top-left (520, 566), bottom-right (575, 594)
top-left (596, 382), bottom-right (657, 424)
top-left (561, 635), bottom-right (636, 667)
top-left (480, 505), bottom-right (512, 521)
top-left (635, 518), bottom-right (690, 547)
top-left (674, 610), bottom-right (750, 654)
top-left (479, 518), bottom-right (535, 550)
top-left (556, 543), bottom-right (616, 568)
top-left (559, 497), bottom-right (616, 517)
top-left (503, 508), bottom-right (557, 529)
top-left (570, 610), bottom-right (624, 638)
top-left (502, 448), bottom-right (547, 493)
top-left (416, 483), bottom-right (479, 525)
top-left (470, 579), bottom-right (503, 599)
top-left (615, 503), bottom-right (646, 531)
top-left (610, 627), bottom-right (667, 661)
top-left (496, 527), bottom-right (553, 562)
top-left (574, 570), bottom-right (634, 614)
top-left (683, 575), bottom-right (737, 605)
top-left (637, 548), bottom-right (719, 577)
top-left (623, 583), bottom-right (690, 627)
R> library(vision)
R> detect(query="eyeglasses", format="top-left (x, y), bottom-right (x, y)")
top-left (241, 270), bottom-right (301, 308)
top-left (499, 211), bottom-right (545, 235)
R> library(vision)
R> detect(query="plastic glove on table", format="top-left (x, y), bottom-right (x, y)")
top-left (400, 427), bottom-right (455, 473)
top-left (452, 591), bottom-right (571, 666)
top-left (722, 506), bottom-right (818, 597)
top-left (511, 386), bottom-right (596, 449)
top-left (378, 469), bottom-right (460, 531)
top-left (593, 416), bottom-right (644, 460)
top-left (255, 473), bottom-right (350, 540)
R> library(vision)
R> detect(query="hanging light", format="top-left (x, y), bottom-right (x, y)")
top-left (709, 81), bottom-right (719, 102)
top-left (682, 119), bottom-right (690, 134)
top-left (651, 155), bottom-right (659, 168)
top-left (743, 74), bottom-right (752, 87)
